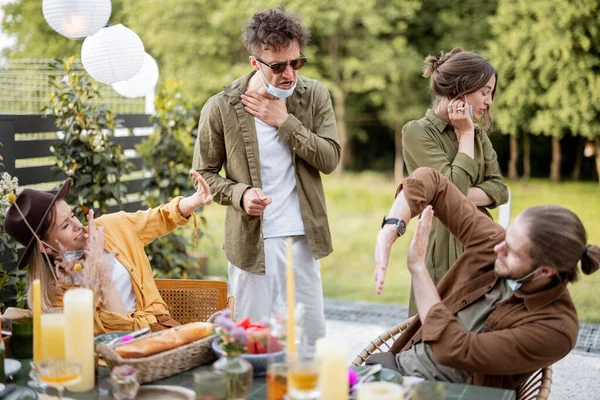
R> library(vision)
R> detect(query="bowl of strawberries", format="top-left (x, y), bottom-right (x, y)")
top-left (212, 315), bottom-right (286, 377)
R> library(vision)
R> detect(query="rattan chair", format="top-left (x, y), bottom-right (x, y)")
top-left (351, 316), bottom-right (552, 400)
top-left (155, 279), bottom-right (234, 324)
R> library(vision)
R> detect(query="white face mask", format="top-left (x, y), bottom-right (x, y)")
top-left (506, 268), bottom-right (540, 292)
top-left (42, 241), bottom-right (84, 262)
top-left (258, 67), bottom-right (296, 99)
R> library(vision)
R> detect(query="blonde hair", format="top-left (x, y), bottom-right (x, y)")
top-left (24, 203), bottom-right (62, 311)
top-left (26, 250), bottom-right (62, 311)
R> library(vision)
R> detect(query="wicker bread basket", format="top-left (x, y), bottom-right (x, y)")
top-left (96, 329), bottom-right (217, 383)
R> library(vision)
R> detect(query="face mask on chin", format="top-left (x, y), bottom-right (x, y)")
top-left (257, 67), bottom-right (296, 99)
top-left (41, 241), bottom-right (85, 262)
top-left (506, 268), bottom-right (540, 292)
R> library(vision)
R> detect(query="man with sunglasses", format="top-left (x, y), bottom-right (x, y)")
top-left (193, 6), bottom-right (340, 343)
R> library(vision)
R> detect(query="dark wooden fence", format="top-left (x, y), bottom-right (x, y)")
top-left (0, 113), bottom-right (153, 271)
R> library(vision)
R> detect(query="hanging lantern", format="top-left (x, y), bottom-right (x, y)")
top-left (42, 0), bottom-right (112, 39)
top-left (81, 24), bottom-right (145, 85)
top-left (111, 53), bottom-right (159, 98)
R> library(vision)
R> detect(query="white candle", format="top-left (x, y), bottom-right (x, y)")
top-left (356, 382), bottom-right (405, 400)
top-left (316, 338), bottom-right (348, 400)
top-left (63, 288), bottom-right (95, 392)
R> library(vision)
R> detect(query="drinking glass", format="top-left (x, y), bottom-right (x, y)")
top-left (10, 317), bottom-right (33, 359)
top-left (36, 358), bottom-right (82, 399)
top-left (287, 349), bottom-right (320, 400)
top-left (267, 362), bottom-right (287, 400)
top-left (194, 367), bottom-right (227, 400)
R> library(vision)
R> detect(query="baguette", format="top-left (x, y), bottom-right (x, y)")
top-left (115, 322), bottom-right (214, 359)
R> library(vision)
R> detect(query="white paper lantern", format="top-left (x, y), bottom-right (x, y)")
top-left (81, 24), bottom-right (145, 85)
top-left (42, 0), bottom-right (112, 39)
top-left (111, 53), bottom-right (159, 98)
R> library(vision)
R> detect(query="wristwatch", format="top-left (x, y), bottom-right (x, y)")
top-left (381, 216), bottom-right (407, 237)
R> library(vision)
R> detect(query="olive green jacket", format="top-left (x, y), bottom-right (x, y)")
top-left (403, 109), bottom-right (508, 312)
top-left (192, 72), bottom-right (340, 274)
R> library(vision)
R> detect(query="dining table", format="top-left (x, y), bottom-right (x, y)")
top-left (5, 358), bottom-right (516, 400)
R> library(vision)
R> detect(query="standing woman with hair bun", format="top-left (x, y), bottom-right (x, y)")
top-left (402, 48), bottom-right (509, 315)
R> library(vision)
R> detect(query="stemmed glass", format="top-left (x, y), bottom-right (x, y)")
top-left (35, 358), bottom-right (82, 399)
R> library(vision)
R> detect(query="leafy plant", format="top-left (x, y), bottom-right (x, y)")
top-left (42, 57), bottom-right (133, 216)
top-left (0, 269), bottom-right (27, 311)
top-left (137, 79), bottom-right (204, 278)
top-left (0, 171), bottom-right (19, 266)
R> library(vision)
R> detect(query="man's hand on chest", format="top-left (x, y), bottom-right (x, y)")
top-left (241, 91), bottom-right (289, 128)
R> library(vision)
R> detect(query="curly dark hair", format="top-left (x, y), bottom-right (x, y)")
top-left (242, 6), bottom-right (310, 55)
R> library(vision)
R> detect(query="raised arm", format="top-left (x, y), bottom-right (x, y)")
top-left (374, 167), bottom-right (504, 293)
top-left (277, 82), bottom-right (341, 174)
top-left (192, 97), bottom-right (250, 211)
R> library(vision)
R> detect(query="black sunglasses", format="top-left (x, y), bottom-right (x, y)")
top-left (255, 56), bottom-right (307, 74)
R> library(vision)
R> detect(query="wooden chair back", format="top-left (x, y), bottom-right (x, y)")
top-left (155, 279), bottom-right (233, 324)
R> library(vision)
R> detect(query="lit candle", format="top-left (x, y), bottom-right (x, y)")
top-left (32, 279), bottom-right (42, 363)
top-left (41, 314), bottom-right (66, 360)
top-left (316, 338), bottom-right (348, 400)
top-left (64, 288), bottom-right (95, 391)
top-left (356, 382), bottom-right (405, 400)
top-left (286, 237), bottom-right (296, 355)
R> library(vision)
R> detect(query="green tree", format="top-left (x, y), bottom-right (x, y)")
top-left (489, 0), bottom-right (600, 182)
top-left (42, 57), bottom-right (132, 215)
top-left (137, 80), bottom-right (205, 278)
top-left (287, 0), bottom-right (420, 170)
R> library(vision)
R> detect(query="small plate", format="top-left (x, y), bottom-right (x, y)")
top-left (94, 331), bottom-right (129, 346)
top-left (136, 385), bottom-right (195, 400)
top-left (4, 358), bottom-right (21, 377)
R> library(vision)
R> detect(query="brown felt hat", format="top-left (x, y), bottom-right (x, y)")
top-left (3, 179), bottom-right (72, 269)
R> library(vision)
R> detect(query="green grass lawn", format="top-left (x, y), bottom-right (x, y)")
top-left (193, 172), bottom-right (600, 323)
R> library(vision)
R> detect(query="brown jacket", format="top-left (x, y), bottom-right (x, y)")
top-left (192, 72), bottom-right (340, 274)
top-left (390, 168), bottom-right (578, 389)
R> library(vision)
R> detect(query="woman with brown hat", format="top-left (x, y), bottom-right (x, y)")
top-left (3, 170), bottom-right (213, 334)
top-left (401, 48), bottom-right (509, 315)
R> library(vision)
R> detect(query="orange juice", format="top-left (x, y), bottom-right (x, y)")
top-left (41, 314), bottom-right (66, 360)
top-left (39, 372), bottom-right (81, 385)
top-left (267, 368), bottom-right (288, 400)
top-left (288, 367), bottom-right (319, 391)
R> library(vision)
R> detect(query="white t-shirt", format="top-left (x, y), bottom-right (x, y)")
top-left (106, 253), bottom-right (137, 311)
top-left (254, 117), bottom-right (305, 238)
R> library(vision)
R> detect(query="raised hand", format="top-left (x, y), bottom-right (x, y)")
top-left (189, 169), bottom-right (213, 207)
top-left (374, 225), bottom-right (400, 295)
top-left (447, 98), bottom-right (474, 139)
top-left (407, 206), bottom-right (434, 273)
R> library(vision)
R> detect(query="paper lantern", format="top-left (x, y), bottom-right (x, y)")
top-left (111, 53), bottom-right (159, 98)
top-left (81, 24), bottom-right (145, 85)
top-left (42, 0), bottom-right (111, 39)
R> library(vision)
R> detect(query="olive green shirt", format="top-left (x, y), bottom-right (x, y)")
top-left (192, 72), bottom-right (340, 274)
top-left (402, 109), bottom-right (508, 313)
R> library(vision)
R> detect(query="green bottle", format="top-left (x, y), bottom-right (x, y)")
top-left (0, 338), bottom-right (6, 383)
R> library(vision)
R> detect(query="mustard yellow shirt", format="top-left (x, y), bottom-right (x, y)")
top-left (62, 197), bottom-right (191, 334)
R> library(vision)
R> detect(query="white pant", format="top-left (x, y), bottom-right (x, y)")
top-left (228, 235), bottom-right (326, 345)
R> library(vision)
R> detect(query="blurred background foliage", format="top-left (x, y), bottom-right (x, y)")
top-left (3, 0), bottom-right (599, 181)
top-left (1, 0), bottom-right (599, 317)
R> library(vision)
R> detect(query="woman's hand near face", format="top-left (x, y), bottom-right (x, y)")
top-left (447, 98), bottom-right (474, 138)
